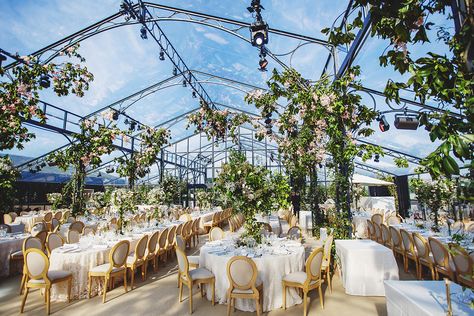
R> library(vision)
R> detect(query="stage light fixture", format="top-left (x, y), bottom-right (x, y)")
top-left (377, 115), bottom-right (390, 132)
top-left (130, 121), bottom-right (137, 131)
top-left (140, 26), bottom-right (147, 39)
top-left (374, 154), bottom-right (380, 162)
top-left (124, 119), bottom-right (129, 125)
top-left (97, 171), bottom-right (102, 177)
top-left (259, 55), bottom-right (268, 71)
top-left (159, 49), bottom-right (165, 61)
top-left (39, 75), bottom-right (50, 88)
top-left (106, 166), bottom-right (115, 174)
top-left (173, 67), bottom-right (178, 76)
top-left (248, 1), bottom-right (268, 47)
top-left (394, 114), bottom-right (419, 130)
top-left (0, 54), bottom-right (6, 68)
top-left (112, 111), bottom-right (119, 120)
top-left (192, 91), bottom-right (197, 98)
top-left (182, 79), bottom-right (187, 87)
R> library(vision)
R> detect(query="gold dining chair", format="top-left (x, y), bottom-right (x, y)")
top-left (82, 226), bottom-right (95, 236)
top-left (156, 228), bottom-right (169, 264)
top-left (175, 235), bottom-right (199, 287)
top-left (69, 221), bottom-right (85, 233)
top-left (282, 247), bottom-right (324, 316)
top-left (53, 211), bottom-right (62, 222)
top-left (227, 256), bottom-right (262, 316)
top-left (166, 225), bottom-right (177, 260)
top-left (67, 230), bottom-right (81, 244)
top-left (371, 213), bottom-right (383, 225)
top-left (20, 248), bottom-right (72, 315)
top-left (380, 224), bottom-right (392, 248)
top-left (126, 235), bottom-right (148, 290)
top-left (400, 229), bottom-right (418, 274)
top-left (287, 226), bottom-right (302, 240)
top-left (176, 247), bottom-right (215, 314)
top-left (373, 223), bottom-right (383, 243)
top-left (366, 220), bottom-right (375, 240)
top-left (88, 240), bottom-right (129, 303)
top-left (13, 236), bottom-right (43, 294)
top-left (321, 235), bottom-right (334, 293)
top-left (428, 237), bottom-right (456, 281)
top-left (209, 226), bottom-right (224, 241)
top-left (412, 233), bottom-right (436, 279)
top-left (45, 232), bottom-right (64, 256)
top-left (450, 245), bottom-right (474, 288)
top-left (389, 226), bottom-right (404, 259)
top-left (3, 213), bottom-right (13, 224)
top-left (145, 230), bottom-right (160, 273)
top-left (386, 214), bottom-right (402, 225)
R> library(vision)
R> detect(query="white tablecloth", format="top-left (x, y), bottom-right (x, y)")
top-left (335, 239), bottom-right (399, 296)
top-left (384, 280), bottom-right (473, 316)
top-left (0, 234), bottom-right (27, 276)
top-left (199, 241), bottom-right (305, 312)
top-left (14, 214), bottom-right (44, 232)
top-left (9, 223), bottom-right (26, 234)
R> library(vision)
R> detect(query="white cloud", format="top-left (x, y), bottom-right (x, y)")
top-left (203, 33), bottom-right (229, 45)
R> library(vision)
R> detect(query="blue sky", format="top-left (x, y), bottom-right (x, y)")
top-left (0, 0), bottom-right (453, 177)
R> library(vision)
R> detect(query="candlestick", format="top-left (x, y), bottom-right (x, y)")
top-left (445, 278), bottom-right (452, 316)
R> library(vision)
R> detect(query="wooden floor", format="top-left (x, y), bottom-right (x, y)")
top-left (0, 235), bottom-right (416, 316)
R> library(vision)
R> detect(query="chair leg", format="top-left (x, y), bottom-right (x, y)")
top-left (256, 297), bottom-right (261, 316)
top-left (282, 283), bottom-right (286, 309)
top-left (318, 286), bottom-right (324, 309)
top-left (227, 295), bottom-right (232, 316)
top-left (68, 278), bottom-right (72, 302)
top-left (303, 290), bottom-right (308, 316)
top-left (19, 272), bottom-right (26, 295)
top-left (179, 279), bottom-right (183, 303)
top-left (124, 270), bottom-right (128, 293)
top-left (88, 275), bottom-right (92, 298)
top-left (46, 288), bottom-right (51, 315)
top-left (103, 277), bottom-right (108, 303)
top-left (189, 283), bottom-right (193, 314)
top-left (327, 268), bottom-right (332, 293)
top-left (200, 283), bottom-right (204, 297)
top-left (20, 287), bottom-right (29, 313)
top-left (211, 281), bottom-right (215, 306)
top-left (130, 268), bottom-right (135, 290)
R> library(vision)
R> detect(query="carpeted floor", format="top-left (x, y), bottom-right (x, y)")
top-left (0, 235), bottom-right (415, 316)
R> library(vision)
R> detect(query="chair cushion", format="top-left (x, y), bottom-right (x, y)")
top-left (10, 250), bottom-right (23, 259)
top-left (90, 263), bottom-right (125, 274)
top-left (29, 270), bottom-right (71, 284)
top-left (188, 255), bottom-right (199, 266)
top-left (188, 267), bottom-right (214, 280)
top-left (231, 276), bottom-right (262, 294)
top-left (283, 271), bottom-right (307, 284)
top-left (126, 255), bottom-right (144, 265)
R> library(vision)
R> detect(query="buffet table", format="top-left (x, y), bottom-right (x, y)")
top-left (384, 280), bottom-right (473, 316)
top-left (199, 237), bottom-right (305, 312)
top-left (335, 239), bottom-right (399, 296)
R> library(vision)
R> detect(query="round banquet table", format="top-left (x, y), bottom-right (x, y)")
top-left (0, 234), bottom-right (28, 276)
top-left (199, 241), bottom-right (305, 312)
top-left (14, 214), bottom-right (44, 232)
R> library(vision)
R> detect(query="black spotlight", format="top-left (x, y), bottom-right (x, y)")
top-left (377, 115), bottom-right (390, 132)
top-left (97, 171), bottom-right (102, 177)
top-left (140, 26), bottom-right (147, 39)
top-left (250, 21), bottom-right (269, 47)
top-left (124, 118), bottom-right (130, 125)
top-left (357, 151), bottom-right (363, 157)
top-left (374, 154), bottom-right (380, 162)
top-left (173, 67), bottom-right (178, 76)
top-left (394, 114), bottom-right (419, 130)
top-left (35, 165), bottom-right (41, 172)
top-left (112, 111), bottom-right (119, 120)
top-left (0, 54), bottom-right (6, 68)
top-left (182, 79), bottom-right (187, 87)
top-left (192, 91), bottom-right (197, 98)
top-left (130, 121), bottom-right (137, 131)
top-left (259, 55), bottom-right (268, 71)
top-left (39, 75), bottom-right (50, 88)
top-left (159, 49), bottom-right (165, 61)
top-left (105, 166), bottom-right (114, 174)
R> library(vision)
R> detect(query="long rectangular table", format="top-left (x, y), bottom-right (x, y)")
top-left (335, 239), bottom-right (399, 296)
top-left (384, 280), bottom-right (472, 316)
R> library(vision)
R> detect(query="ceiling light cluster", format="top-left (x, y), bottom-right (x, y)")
top-left (248, 0), bottom-right (269, 71)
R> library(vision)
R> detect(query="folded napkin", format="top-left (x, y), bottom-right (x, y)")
top-left (92, 244), bottom-right (108, 250)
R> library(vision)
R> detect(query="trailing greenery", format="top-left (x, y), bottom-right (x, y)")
top-left (0, 155), bottom-right (19, 213)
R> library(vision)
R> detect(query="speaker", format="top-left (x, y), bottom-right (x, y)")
top-left (394, 115), bottom-right (419, 130)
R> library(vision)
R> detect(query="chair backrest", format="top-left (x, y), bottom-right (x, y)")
top-left (43, 212), bottom-right (53, 222)
top-left (467, 223), bottom-right (474, 233)
top-left (82, 226), bottom-right (95, 236)
top-left (69, 221), bottom-right (85, 233)
top-left (167, 226), bottom-right (177, 246)
top-left (366, 220), bottom-right (375, 239)
top-left (386, 215), bottom-right (401, 225)
top-left (389, 226), bottom-right (402, 249)
top-left (400, 229), bottom-right (415, 255)
top-left (227, 256), bottom-right (258, 292)
top-left (306, 247), bottom-right (324, 283)
top-left (287, 226), bottom-right (302, 240)
top-left (176, 223), bottom-right (184, 237)
top-left (110, 217), bottom-right (117, 225)
top-left (159, 228), bottom-right (169, 249)
top-left (148, 230), bottom-right (159, 254)
top-left (68, 230), bottom-right (81, 244)
top-left (179, 214), bottom-right (191, 222)
top-left (451, 246), bottom-right (473, 280)
top-left (61, 210), bottom-right (70, 222)
top-left (175, 234), bottom-right (185, 251)
top-left (31, 222), bottom-right (46, 236)
top-left (9, 212), bottom-right (17, 221)
top-left (3, 213), bottom-right (13, 225)
top-left (67, 216), bottom-right (75, 224)
top-left (371, 214), bottom-right (383, 225)
top-left (51, 218), bottom-right (60, 230)
top-left (23, 236), bottom-right (43, 252)
top-left (109, 240), bottom-right (130, 269)
top-left (209, 226), bottom-right (224, 241)
top-left (134, 235), bottom-right (149, 260)
top-left (412, 232), bottom-right (430, 260)
top-left (428, 237), bottom-right (450, 268)
top-left (290, 215), bottom-right (298, 227)
top-left (175, 247), bottom-right (189, 277)
top-left (24, 248), bottom-right (50, 284)
top-left (381, 224), bottom-right (391, 244)
top-left (46, 232), bottom-right (64, 255)
top-left (54, 211), bottom-right (62, 221)
top-left (36, 231), bottom-right (48, 248)
top-left (0, 224), bottom-right (12, 233)
top-left (192, 218), bottom-right (200, 233)
top-left (373, 223), bottom-right (382, 242)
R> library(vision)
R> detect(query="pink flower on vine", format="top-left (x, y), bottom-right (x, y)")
top-left (28, 105), bottom-right (37, 116)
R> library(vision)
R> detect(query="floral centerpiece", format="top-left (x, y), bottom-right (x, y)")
top-left (147, 187), bottom-right (165, 205)
top-left (46, 193), bottom-right (62, 210)
top-left (195, 189), bottom-right (213, 209)
top-left (110, 188), bottom-right (137, 234)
